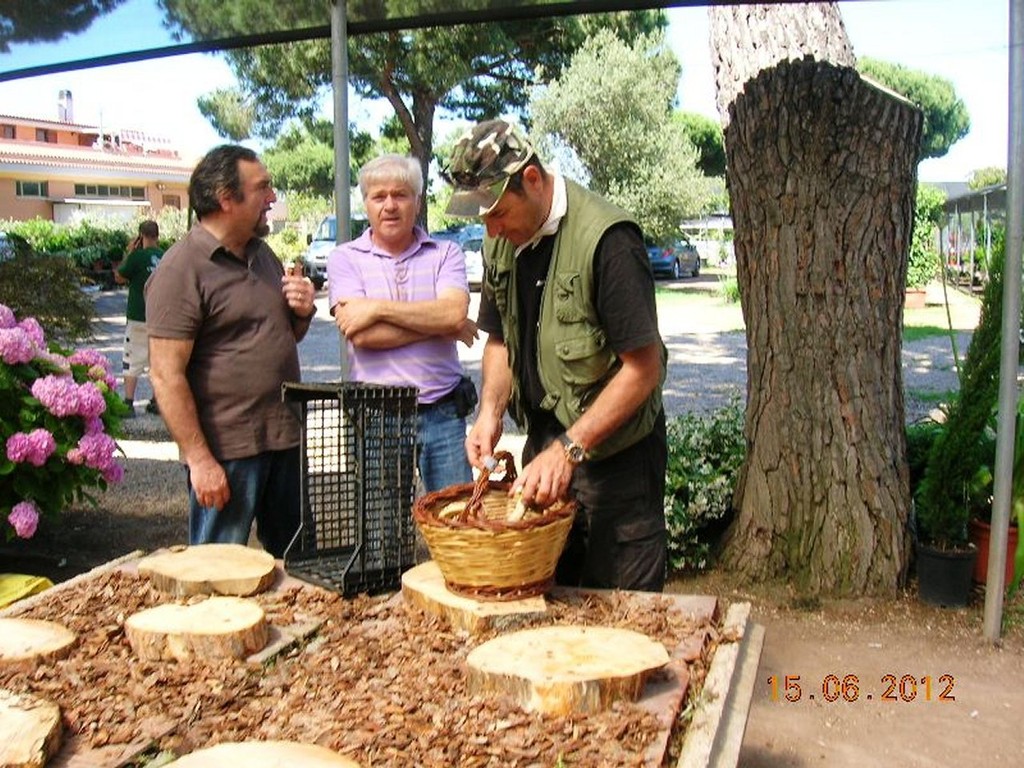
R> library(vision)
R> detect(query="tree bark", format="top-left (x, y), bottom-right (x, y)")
top-left (709, 4), bottom-right (922, 594)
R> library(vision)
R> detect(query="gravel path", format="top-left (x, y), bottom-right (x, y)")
top-left (88, 282), bottom-right (970, 443)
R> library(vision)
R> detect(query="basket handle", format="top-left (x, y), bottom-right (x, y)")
top-left (465, 450), bottom-right (517, 519)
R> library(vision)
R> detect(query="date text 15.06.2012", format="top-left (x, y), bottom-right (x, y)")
top-left (767, 674), bottom-right (956, 703)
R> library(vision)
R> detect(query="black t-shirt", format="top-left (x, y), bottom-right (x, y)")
top-left (477, 222), bottom-right (661, 419)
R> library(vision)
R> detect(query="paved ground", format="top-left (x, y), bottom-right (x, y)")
top-left (94, 276), bottom-right (972, 446)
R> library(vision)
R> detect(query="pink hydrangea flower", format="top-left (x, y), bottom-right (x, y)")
top-left (102, 461), bottom-right (125, 484)
top-left (31, 374), bottom-right (79, 417)
top-left (0, 326), bottom-right (35, 365)
top-left (8, 501), bottom-right (39, 539)
top-left (0, 303), bottom-right (15, 329)
top-left (17, 317), bottom-right (45, 348)
top-left (6, 429), bottom-right (57, 467)
top-left (75, 431), bottom-right (117, 471)
top-left (76, 381), bottom-right (106, 419)
top-left (69, 348), bottom-right (110, 372)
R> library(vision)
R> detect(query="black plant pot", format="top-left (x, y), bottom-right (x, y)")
top-left (916, 542), bottom-right (977, 608)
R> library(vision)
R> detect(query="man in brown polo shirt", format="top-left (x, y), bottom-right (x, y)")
top-left (145, 144), bottom-right (317, 557)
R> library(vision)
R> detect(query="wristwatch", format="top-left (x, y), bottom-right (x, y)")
top-left (557, 433), bottom-right (587, 465)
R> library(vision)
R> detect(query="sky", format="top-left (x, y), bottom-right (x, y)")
top-left (0, 0), bottom-right (1011, 183)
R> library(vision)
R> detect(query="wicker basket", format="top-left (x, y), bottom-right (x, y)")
top-left (412, 451), bottom-right (576, 601)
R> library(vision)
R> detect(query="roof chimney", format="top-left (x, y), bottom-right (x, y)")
top-left (58, 90), bottom-right (73, 123)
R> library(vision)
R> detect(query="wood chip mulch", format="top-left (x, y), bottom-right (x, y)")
top-left (0, 570), bottom-right (717, 767)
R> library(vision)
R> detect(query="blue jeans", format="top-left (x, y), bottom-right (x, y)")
top-left (416, 399), bottom-right (473, 492)
top-left (187, 448), bottom-right (301, 558)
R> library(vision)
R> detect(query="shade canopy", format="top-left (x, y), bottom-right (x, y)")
top-left (0, 0), bottom-right (774, 80)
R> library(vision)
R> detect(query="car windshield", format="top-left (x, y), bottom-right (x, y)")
top-left (314, 218), bottom-right (337, 242)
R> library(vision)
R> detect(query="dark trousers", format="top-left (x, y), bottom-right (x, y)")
top-left (523, 410), bottom-right (667, 592)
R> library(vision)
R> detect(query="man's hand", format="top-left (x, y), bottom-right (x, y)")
top-left (465, 413), bottom-right (503, 469)
top-left (511, 441), bottom-right (575, 510)
top-left (282, 261), bottom-right (316, 318)
top-left (452, 318), bottom-right (479, 347)
top-left (335, 297), bottom-right (385, 337)
top-left (188, 454), bottom-right (231, 511)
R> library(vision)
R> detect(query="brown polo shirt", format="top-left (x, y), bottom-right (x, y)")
top-left (145, 223), bottom-right (301, 461)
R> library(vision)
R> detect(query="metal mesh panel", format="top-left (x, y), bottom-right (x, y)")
top-left (282, 382), bottom-right (417, 596)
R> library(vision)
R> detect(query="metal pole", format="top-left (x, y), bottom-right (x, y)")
top-left (331, 0), bottom-right (351, 379)
top-left (983, 0), bottom-right (1024, 641)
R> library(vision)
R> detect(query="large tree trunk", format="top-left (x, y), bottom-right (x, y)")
top-left (709, 4), bottom-right (923, 594)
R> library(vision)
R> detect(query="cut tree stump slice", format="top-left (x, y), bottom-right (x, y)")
top-left (125, 596), bottom-right (268, 661)
top-left (0, 618), bottom-right (77, 668)
top-left (401, 561), bottom-right (547, 633)
top-left (0, 688), bottom-right (62, 768)
top-left (466, 625), bottom-right (670, 715)
top-left (137, 544), bottom-right (276, 596)
top-left (166, 740), bottom-right (362, 767)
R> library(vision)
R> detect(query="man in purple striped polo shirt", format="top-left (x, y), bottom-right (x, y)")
top-left (327, 154), bottom-right (477, 492)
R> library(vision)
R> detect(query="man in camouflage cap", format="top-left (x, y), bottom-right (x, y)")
top-left (443, 118), bottom-right (669, 593)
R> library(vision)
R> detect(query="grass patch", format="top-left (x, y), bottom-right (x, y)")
top-left (904, 298), bottom-right (981, 332)
top-left (906, 389), bottom-right (956, 405)
top-left (903, 325), bottom-right (957, 342)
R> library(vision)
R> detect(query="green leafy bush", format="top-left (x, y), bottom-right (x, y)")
top-left (664, 400), bottom-right (746, 571)
top-left (905, 419), bottom-right (944, 498)
top-left (915, 238), bottom-right (1004, 546)
top-left (906, 184), bottom-right (945, 290)
top-left (0, 248), bottom-right (95, 345)
top-left (717, 276), bottom-right (741, 304)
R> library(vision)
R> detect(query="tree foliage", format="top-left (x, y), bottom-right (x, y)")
top-left (262, 119), bottom-right (377, 198)
top-left (530, 30), bottom-right (709, 243)
top-left (157, 0), bottom-right (665, 212)
top-left (857, 57), bottom-right (970, 161)
top-left (968, 166), bottom-right (1007, 190)
top-left (0, 0), bottom-right (126, 52)
top-left (674, 111), bottom-right (726, 177)
top-left (196, 88), bottom-right (254, 142)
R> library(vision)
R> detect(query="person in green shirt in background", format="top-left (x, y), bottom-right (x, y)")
top-left (115, 219), bottom-right (163, 417)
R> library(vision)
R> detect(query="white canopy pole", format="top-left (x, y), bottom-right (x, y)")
top-left (983, 0), bottom-right (1024, 641)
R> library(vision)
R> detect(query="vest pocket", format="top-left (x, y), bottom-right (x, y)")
top-left (553, 272), bottom-right (588, 322)
top-left (554, 329), bottom-right (613, 385)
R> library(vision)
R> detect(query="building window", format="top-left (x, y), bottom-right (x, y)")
top-left (73, 184), bottom-right (146, 200)
top-left (35, 128), bottom-right (56, 143)
top-left (1, 124), bottom-right (14, 139)
top-left (162, 194), bottom-right (182, 209)
top-left (16, 180), bottom-right (49, 198)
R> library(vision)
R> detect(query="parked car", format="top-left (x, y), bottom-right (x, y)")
top-left (433, 225), bottom-right (485, 291)
top-left (648, 236), bottom-right (701, 280)
top-left (462, 237), bottom-right (484, 291)
top-left (303, 214), bottom-right (369, 290)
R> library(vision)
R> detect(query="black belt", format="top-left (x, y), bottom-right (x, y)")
top-left (417, 385), bottom-right (459, 413)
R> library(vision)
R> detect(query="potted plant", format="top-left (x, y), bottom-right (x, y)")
top-left (912, 232), bottom-right (1005, 606)
top-left (966, 403), bottom-right (1023, 589)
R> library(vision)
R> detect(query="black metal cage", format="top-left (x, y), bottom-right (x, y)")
top-left (282, 381), bottom-right (418, 596)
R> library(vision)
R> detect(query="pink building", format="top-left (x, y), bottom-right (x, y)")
top-left (0, 91), bottom-right (193, 224)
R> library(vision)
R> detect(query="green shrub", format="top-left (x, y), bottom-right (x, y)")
top-left (916, 238), bottom-right (1004, 546)
top-left (907, 184), bottom-right (945, 289)
top-left (0, 250), bottom-right (95, 344)
top-left (905, 419), bottom-right (944, 498)
top-left (266, 227), bottom-right (306, 265)
top-left (717, 276), bottom-right (741, 304)
top-left (664, 400), bottom-right (746, 572)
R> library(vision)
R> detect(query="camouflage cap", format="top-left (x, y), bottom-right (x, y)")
top-left (442, 119), bottom-right (536, 217)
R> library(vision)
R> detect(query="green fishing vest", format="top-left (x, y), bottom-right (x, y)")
top-left (483, 179), bottom-right (666, 460)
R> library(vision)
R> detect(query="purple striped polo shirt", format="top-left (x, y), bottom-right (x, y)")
top-left (326, 226), bottom-right (468, 404)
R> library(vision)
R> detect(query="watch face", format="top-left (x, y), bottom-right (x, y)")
top-left (567, 444), bottom-right (585, 463)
